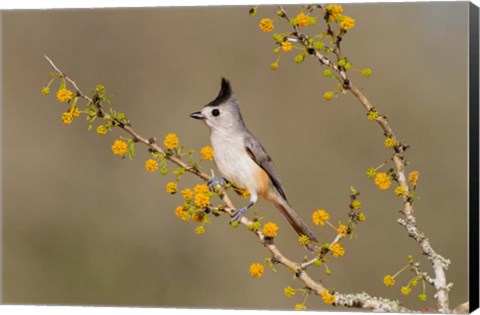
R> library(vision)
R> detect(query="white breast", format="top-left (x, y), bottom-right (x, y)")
top-left (210, 130), bottom-right (265, 195)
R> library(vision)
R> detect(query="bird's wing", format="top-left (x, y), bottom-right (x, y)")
top-left (244, 133), bottom-right (287, 201)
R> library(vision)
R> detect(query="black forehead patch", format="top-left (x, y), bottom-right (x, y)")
top-left (206, 77), bottom-right (232, 107)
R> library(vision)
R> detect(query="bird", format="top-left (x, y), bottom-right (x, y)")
top-left (190, 78), bottom-right (319, 251)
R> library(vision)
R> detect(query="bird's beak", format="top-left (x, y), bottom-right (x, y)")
top-left (190, 111), bottom-right (205, 120)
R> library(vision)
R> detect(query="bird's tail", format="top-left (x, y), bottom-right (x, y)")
top-left (274, 199), bottom-right (319, 253)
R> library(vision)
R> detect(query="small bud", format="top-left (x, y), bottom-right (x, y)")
top-left (337, 59), bottom-right (346, 67)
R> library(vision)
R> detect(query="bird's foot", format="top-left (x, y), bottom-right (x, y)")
top-left (208, 176), bottom-right (226, 192)
top-left (230, 206), bottom-right (248, 223)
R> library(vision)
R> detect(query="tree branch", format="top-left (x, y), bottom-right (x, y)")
top-left (44, 55), bottom-right (416, 312)
top-left (276, 5), bottom-right (451, 311)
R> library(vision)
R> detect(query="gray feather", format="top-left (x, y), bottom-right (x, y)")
top-left (244, 133), bottom-right (287, 201)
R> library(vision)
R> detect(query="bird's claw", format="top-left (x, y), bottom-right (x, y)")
top-left (208, 176), bottom-right (226, 192)
top-left (230, 206), bottom-right (248, 223)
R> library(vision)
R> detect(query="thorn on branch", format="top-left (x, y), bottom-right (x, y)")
top-left (148, 137), bottom-right (155, 144)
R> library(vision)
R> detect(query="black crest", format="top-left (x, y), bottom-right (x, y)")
top-left (206, 77), bottom-right (232, 107)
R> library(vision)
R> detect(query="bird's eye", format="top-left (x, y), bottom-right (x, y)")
top-left (211, 109), bottom-right (220, 117)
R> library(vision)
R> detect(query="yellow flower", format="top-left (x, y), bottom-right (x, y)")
top-left (366, 167), bottom-right (377, 178)
top-left (327, 4), bottom-right (343, 20)
top-left (281, 41), bottom-right (293, 52)
top-left (145, 159), bottom-right (159, 172)
top-left (296, 12), bottom-right (310, 26)
top-left (330, 243), bottom-right (345, 257)
top-left (194, 193), bottom-right (210, 208)
top-left (259, 18), bottom-right (274, 32)
top-left (323, 91), bottom-right (335, 101)
top-left (340, 16), bottom-right (355, 30)
top-left (111, 139), bottom-right (128, 156)
top-left (357, 213), bottom-right (366, 222)
top-left (194, 183), bottom-right (209, 195)
top-left (337, 224), bottom-right (348, 237)
top-left (418, 294), bottom-right (427, 302)
top-left (409, 171), bottom-right (419, 186)
top-left (385, 136), bottom-right (396, 149)
top-left (395, 186), bottom-right (406, 196)
top-left (191, 210), bottom-right (206, 223)
top-left (298, 235), bottom-right (310, 246)
top-left (249, 263), bottom-right (264, 278)
top-left (270, 62), bottom-right (279, 70)
top-left (200, 146), bottom-right (214, 160)
top-left (367, 109), bottom-right (378, 120)
top-left (351, 200), bottom-right (361, 210)
top-left (181, 188), bottom-right (193, 200)
top-left (71, 105), bottom-right (80, 117)
top-left (61, 112), bottom-right (73, 125)
top-left (56, 88), bottom-right (74, 103)
top-left (41, 87), bottom-right (50, 95)
top-left (401, 286), bottom-right (412, 295)
top-left (164, 133), bottom-right (179, 150)
top-left (321, 290), bottom-right (335, 304)
top-left (195, 226), bottom-right (205, 235)
top-left (312, 209), bottom-right (330, 226)
top-left (362, 68), bottom-right (372, 78)
top-left (96, 125), bottom-right (107, 135)
top-left (294, 304), bottom-right (307, 311)
top-left (284, 286), bottom-right (296, 298)
top-left (166, 182), bottom-right (177, 194)
top-left (175, 206), bottom-right (186, 219)
top-left (181, 212), bottom-right (190, 221)
top-left (374, 173), bottom-right (391, 190)
top-left (383, 275), bottom-right (395, 286)
top-left (262, 222), bottom-right (279, 238)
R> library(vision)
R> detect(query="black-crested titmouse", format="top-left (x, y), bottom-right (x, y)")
top-left (190, 78), bottom-right (319, 251)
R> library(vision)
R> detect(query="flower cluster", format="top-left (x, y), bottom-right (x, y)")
top-left (337, 224), bottom-right (348, 237)
top-left (249, 262), bottom-right (265, 278)
top-left (111, 139), bottom-right (128, 156)
top-left (383, 275), bottom-right (395, 287)
top-left (298, 235), bottom-right (310, 246)
top-left (166, 182), bottom-right (177, 194)
top-left (321, 289), bottom-right (335, 304)
top-left (284, 286), bottom-right (296, 298)
top-left (56, 88), bottom-right (74, 103)
top-left (61, 104), bottom-right (80, 125)
top-left (330, 242), bottom-right (345, 257)
top-left (164, 133), bottom-right (179, 150)
top-left (173, 183), bottom-right (214, 232)
top-left (339, 16), bottom-right (355, 30)
top-left (408, 171), bottom-right (419, 186)
top-left (384, 136), bottom-right (396, 149)
top-left (374, 172), bottom-right (391, 190)
top-left (262, 222), bottom-right (279, 238)
top-left (200, 146), bottom-right (214, 160)
top-left (259, 18), bottom-right (274, 32)
top-left (145, 159), bottom-right (159, 172)
top-left (294, 304), bottom-right (307, 311)
top-left (312, 209), bottom-right (329, 226)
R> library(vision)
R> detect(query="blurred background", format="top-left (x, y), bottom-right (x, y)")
top-left (1, 2), bottom-right (469, 312)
